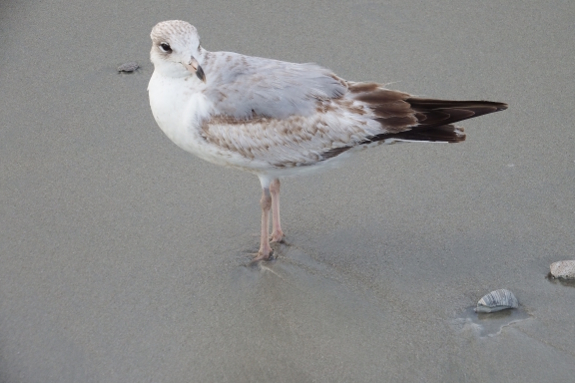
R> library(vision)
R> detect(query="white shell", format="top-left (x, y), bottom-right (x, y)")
top-left (475, 289), bottom-right (518, 313)
top-left (550, 260), bottom-right (575, 279)
top-left (118, 62), bottom-right (139, 72)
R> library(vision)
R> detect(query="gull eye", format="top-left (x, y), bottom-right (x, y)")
top-left (159, 42), bottom-right (172, 53)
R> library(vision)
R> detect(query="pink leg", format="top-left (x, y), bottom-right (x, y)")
top-left (254, 186), bottom-right (272, 261)
top-left (270, 178), bottom-right (284, 242)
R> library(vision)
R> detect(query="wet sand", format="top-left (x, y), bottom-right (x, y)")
top-left (1, 0), bottom-right (575, 381)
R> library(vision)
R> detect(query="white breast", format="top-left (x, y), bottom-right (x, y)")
top-left (149, 72), bottom-right (203, 146)
top-left (148, 71), bottom-right (257, 170)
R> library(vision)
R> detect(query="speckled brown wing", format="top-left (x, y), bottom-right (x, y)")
top-left (199, 78), bottom-right (507, 169)
top-left (199, 105), bottom-right (379, 168)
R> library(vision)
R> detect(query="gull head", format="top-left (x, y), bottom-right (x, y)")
top-left (150, 20), bottom-right (206, 82)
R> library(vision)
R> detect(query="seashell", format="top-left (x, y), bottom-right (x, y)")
top-left (550, 260), bottom-right (575, 279)
top-left (475, 289), bottom-right (518, 313)
top-left (118, 62), bottom-right (139, 73)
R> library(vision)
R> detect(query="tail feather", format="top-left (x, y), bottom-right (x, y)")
top-left (406, 98), bottom-right (508, 129)
top-left (322, 84), bottom-right (508, 160)
top-left (362, 124), bottom-right (466, 144)
top-left (358, 91), bottom-right (507, 144)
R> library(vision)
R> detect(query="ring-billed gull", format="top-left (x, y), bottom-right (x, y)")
top-left (148, 20), bottom-right (507, 261)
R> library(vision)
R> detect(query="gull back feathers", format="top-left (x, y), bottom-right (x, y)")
top-left (203, 53), bottom-right (347, 120)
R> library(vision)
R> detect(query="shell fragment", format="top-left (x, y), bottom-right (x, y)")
top-left (475, 289), bottom-right (518, 313)
top-left (118, 62), bottom-right (139, 73)
top-left (549, 260), bottom-right (575, 280)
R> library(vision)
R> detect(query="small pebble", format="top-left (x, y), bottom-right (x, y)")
top-left (549, 260), bottom-right (575, 280)
top-left (118, 62), bottom-right (139, 73)
top-left (475, 289), bottom-right (518, 313)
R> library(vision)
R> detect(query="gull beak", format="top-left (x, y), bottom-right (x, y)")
top-left (186, 57), bottom-right (206, 83)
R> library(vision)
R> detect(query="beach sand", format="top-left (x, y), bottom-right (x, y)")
top-left (1, 0), bottom-right (574, 381)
